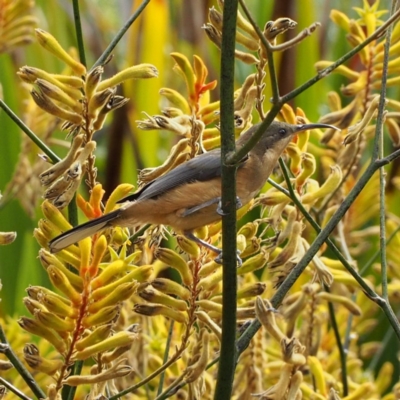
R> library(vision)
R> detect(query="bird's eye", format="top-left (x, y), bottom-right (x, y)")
top-left (278, 128), bottom-right (286, 135)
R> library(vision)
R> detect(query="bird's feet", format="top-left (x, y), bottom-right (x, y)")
top-left (216, 196), bottom-right (243, 216)
top-left (184, 231), bottom-right (243, 266)
top-left (214, 249), bottom-right (243, 266)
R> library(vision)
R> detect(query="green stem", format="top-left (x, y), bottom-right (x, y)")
top-left (0, 99), bottom-right (60, 163)
top-left (157, 320), bottom-right (174, 396)
top-left (0, 377), bottom-right (32, 400)
top-left (375, 1), bottom-right (397, 301)
top-left (0, 325), bottom-right (46, 400)
top-left (325, 286), bottom-right (349, 396)
top-left (72, 0), bottom-right (86, 67)
top-left (63, 360), bottom-right (83, 400)
top-left (215, 0), bottom-right (239, 398)
top-left (91, 0), bottom-right (152, 70)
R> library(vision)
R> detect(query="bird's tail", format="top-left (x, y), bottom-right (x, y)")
top-left (49, 209), bottom-right (122, 253)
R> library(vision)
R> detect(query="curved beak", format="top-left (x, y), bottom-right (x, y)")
top-left (296, 123), bottom-right (340, 132)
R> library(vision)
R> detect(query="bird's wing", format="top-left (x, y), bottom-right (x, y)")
top-left (119, 150), bottom-right (224, 202)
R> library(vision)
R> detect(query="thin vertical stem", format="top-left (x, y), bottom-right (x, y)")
top-left (215, 0), bottom-right (239, 398)
top-left (72, 0), bottom-right (86, 67)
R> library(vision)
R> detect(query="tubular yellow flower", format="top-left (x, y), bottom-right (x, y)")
top-left (31, 88), bottom-right (83, 125)
top-left (35, 29), bottom-right (86, 75)
top-left (308, 356), bottom-right (327, 396)
top-left (200, 269), bottom-right (222, 292)
top-left (238, 221), bottom-right (258, 240)
top-left (47, 266), bottom-right (82, 304)
top-left (91, 260), bottom-right (127, 289)
top-left (301, 165), bottom-right (342, 204)
top-left (317, 292), bottom-right (361, 315)
top-left (177, 235), bottom-right (201, 258)
top-left (88, 281), bottom-right (138, 313)
top-left (75, 324), bottom-right (113, 351)
top-left (39, 292), bottom-right (77, 318)
top-left (18, 66), bottom-right (82, 98)
top-left (18, 317), bottom-right (67, 354)
top-left (286, 143), bottom-right (302, 176)
top-left (295, 153), bottom-right (317, 188)
top-left (133, 304), bottom-right (187, 323)
top-left (41, 201), bottom-right (73, 232)
top-left (155, 247), bottom-right (193, 286)
top-left (97, 64), bottom-right (158, 91)
top-left (151, 278), bottom-right (191, 300)
top-left (82, 305), bottom-right (120, 328)
top-left (91, 266), bottom-right (153, 300)
top-left (195, 311), bottom-right (221, 341)
top-left (159, 88), bottom-right (191, 114)
top-left (23, 345), bottom-right (63, 376)
top-left (139, 287), bottom-right (188, 311)
top-left (74, 331), bottom-right (137, 360)
top-left (236, 251), bottom-right (268, 275)
top-left (35, 309), bottom-right (75, 332)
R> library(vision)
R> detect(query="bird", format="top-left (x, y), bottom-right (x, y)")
top-left (49, 121), bottom-right (338, 262)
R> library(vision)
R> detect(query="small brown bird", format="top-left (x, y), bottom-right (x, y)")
top-left (49, 121), bottom-right (337, 261)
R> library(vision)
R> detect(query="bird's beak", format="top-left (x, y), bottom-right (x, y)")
top-left (296, 123), bottom-right (341, 132)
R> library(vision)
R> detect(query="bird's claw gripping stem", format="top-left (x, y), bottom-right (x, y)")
top-left (216, 196), bottom-right (242, 216)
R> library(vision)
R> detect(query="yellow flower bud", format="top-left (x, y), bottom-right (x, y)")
top-left (238, 221), bottom-right (258, 240)
top-left (31, 88), bottom-right (83, 124)
top-left (47, 266), bottom-right (82, 304)
top-left (237, 251), bottom-right (268, 275)
top-left (87, 87), bottom-right (115, 121)
top-left (39, 249), bottom-right (82, 290)
top-left (133, 304), bottom-right (187, 323)
top-left (301, 165), bottom-right (342, 205)
top-left (35, 29), bottom-right (86, 75)
top-left (74, 331), bottom-right (137, 360)
top-left (317, 292), bottom-right (361, 315)
top-left (41, 201), bottom-right (72, 233)
top-left (91, 266), bottom-right (153, 300)
top-left (88, 281), bottom-right (138, 313)
top-left (35, 78), bottom-right (82, 113)
top-left (159, 88), bottom-right (191, 114)
top-left (138, 286), bottom-right (188, 311)
top-left (82, 305), bottom-right (120, 328)
top-left (330, 9), bottom-right (350, 31)
top-left (199, 269), bottom-right (222, 292)
top-left (176, 235), bottom-right (201, 258)
top-left (85, 66), bottom-right (103, 99)
top-left (75, 325), bottom-right (113, 351)
top-left (18, 66), bottom-right (82, 99)
top-left (155, 247), bottom-right (192, 286)
top-left (35, 309), bottom-right (75, 332)
top-left (151, 278), bottom-right (191, 300)
top-left (23, 344), bottom-right (63, 376)
top-left (18, 317), bottom-right (67, 354)
top-left (0, 231), bottom-right (17, 245)
top-left (295, 153), bottom-right (316, 188)
top-left (97, 64), bottom-right (158, 91)
top-left (40, 292), bottom-right (77, 318)
top-left (104, 184), bottom-right (135, 213)
top-left (195, 311), bottom-right (221, 341)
